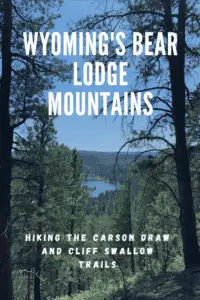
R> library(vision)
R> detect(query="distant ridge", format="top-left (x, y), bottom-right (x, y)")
top-left (78, 150), bottom-right (157, 184)
top-left (78, 150), bottom-right (157, 157)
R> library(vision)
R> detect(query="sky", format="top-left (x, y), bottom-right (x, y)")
top-left (19, 0), bottom-right (199, 153)
top-left (50, 0), bottom-right (146, 152)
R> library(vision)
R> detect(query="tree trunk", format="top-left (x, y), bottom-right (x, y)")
top-left (128, 177), bottom-right (135, 274)
top-left (26, 267), bottom-right (31, 300)
top-left (34, 241), bottom-right (42, 300)
top-left (68, 206), bottom-right (75, 296)
top-left (0, 0), bottom-right (13, 298)
top-left (34, 175), bottom-right (44, 300)
top-left (164, 0), bottom-right (200, 268)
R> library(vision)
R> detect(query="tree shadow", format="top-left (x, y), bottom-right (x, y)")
top-left (108, 272), bottom-right (200, 300)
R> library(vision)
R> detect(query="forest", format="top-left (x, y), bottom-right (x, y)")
top-left (1, 0), bottom-right (200, 299)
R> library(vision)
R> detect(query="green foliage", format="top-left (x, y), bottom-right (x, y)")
top-left (12, 107), bottom-right (88, 299)
top-left (79, 150), bottom-right (146, 184)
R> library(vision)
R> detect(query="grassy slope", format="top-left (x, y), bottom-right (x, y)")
top-left (57, 270), bottom-right (200, 300)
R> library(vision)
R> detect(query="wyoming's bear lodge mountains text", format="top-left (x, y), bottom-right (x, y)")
top-left (23, 31), bottom-right (178, 116)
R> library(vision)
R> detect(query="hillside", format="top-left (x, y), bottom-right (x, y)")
top-left (78, 150), bottom-right (154, 183)
top-left (57, 270), bottom-right (200, 300)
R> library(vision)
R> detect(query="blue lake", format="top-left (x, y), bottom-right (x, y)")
top-left (84, 179), bottom-right (118, 197)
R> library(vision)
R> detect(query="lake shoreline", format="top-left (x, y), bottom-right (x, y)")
top-left (86, 175), bottom-right (120, 186)
top-left (83, 177), bottom-right (119, 198)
